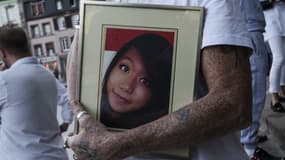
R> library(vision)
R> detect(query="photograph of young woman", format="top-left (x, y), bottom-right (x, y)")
top-left (100, 32), bottom-right (174, 129)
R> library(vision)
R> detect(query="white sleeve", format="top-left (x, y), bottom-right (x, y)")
top-left (200, 0), bottom-right (252, 49)
top-left (56, 79), bottom-right (73, 124)
top-left (109, 0), bottom-right (252, 49)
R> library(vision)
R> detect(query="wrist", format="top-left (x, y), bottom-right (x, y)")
top-left (114, 131), bottom-right (149, 158)
top-left (108, 132), bottom-right (137, 159)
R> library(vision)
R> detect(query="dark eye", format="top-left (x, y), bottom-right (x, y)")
top-left (119, 64), bottom-right (129, 73)
top-left (140, 78), bottom-right (150, 87)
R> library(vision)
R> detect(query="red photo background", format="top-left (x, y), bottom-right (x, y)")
top-left (104, 28), bottom-right (175, 51)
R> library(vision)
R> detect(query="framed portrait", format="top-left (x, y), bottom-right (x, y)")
top-left (77, 0), bottom-right (204, 158)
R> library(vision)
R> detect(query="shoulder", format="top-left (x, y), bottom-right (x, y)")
top-left (0, 68), bottom-right (12, 81)
top-left (198, 0), bottom-right (252, 49)
top-left (0, 72), bottom-right (5, 85)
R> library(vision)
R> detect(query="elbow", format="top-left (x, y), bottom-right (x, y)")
top-left (237, 77), bottom-right (252, 129)
top-left (228, 83), bottom-right (252, 130)
top-left (238, 104), bottom-right (251, 130)
top-left (238, 97), bottom-right (252, 130)
top-left (209, 79), bottom-right (252, 131)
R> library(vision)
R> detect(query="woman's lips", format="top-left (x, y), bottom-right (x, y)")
top-left (112, 91), bottom-right (130, 105)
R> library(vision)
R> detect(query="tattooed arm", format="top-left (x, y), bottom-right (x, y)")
top-left (68, 45), bottom-right (252, 160)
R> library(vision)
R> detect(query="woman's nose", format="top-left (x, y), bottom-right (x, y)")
top-left (120, 77), bottom-right (135, 93)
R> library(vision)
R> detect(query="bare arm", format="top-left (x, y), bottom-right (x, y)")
top-left (66, 28), bottom-right (80, 100)
top-left (68, 45), bottom-right (252, 160)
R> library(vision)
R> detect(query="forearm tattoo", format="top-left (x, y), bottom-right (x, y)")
top-left (85, 125), bottom-right (100, 133)
top-left (175, 106), bottom-right (190, 124)
top-left (78, 141), bottom-right (101, 160)
top-left (103, 45), bottom-right (251, 157)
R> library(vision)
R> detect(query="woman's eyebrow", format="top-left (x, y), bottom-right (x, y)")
top-left (121, 56), bottom-right (133, 63)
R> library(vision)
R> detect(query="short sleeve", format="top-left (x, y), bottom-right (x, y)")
top-left (200, 0), bottom-right (252, 49)
top-left (107, 0), bottom-right (253, 49)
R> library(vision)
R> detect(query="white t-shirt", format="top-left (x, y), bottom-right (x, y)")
top-left (110, 0), bottom-right (251, 160)
top-left (112, 0), bottom-right (252, 49)
top-left (263, 2), bottom-right (285, 40)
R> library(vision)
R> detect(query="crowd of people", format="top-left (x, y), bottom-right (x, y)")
top-left (0, 0), bottom-right (285, 160)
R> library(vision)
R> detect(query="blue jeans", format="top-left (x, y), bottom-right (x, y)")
top-left (240, 32), bottom-right (268, 151)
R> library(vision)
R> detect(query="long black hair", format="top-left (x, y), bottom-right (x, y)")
top-left (101, 33), bottom-right (173, 129)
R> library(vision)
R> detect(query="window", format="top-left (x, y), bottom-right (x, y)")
top-left (60, 37), bottom-right (70, 52)
top-left (56, 0), bottom-right (63, 10)
top-left (34, 44), bottom-right (43, 57)
top-left (31, 25), bottom-right (40, 38)
top-left (45, 42), bottom-right (55, 56)
top-left (71, 14), bottom-right (79, 28)
top-left (57, 16), bottom-right (66, 30)
top-left (42, 23), bottom-right (52, 36)
top-left (5, 5), bottom-right (16, 23)
top-left (31, 1), bottom-right (45, 16)
top-left (70, 0), bottom-right (76, 7)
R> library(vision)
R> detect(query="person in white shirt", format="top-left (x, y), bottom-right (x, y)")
top-left (263, 0), bottom-right (285, 113)
top-left (0, 26), bottom-right (68, 160)
top-left (239, 0), bottom-right (285, 159)
top-left (66, 0), bottom-right (253, 160)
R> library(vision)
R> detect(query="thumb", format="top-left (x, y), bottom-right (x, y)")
top-left (66, 133), bottom-right (80, 150)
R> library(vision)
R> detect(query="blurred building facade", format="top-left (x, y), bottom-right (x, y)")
top-left (0, 0), bottom-right (79, 83)
top-left (0, 0), bottom-right (24, 27)
top-left (22, 0), bottom-right (79, 83)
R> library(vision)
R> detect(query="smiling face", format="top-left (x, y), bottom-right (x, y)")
top-left (106, 47), bottom-right (152, 113)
